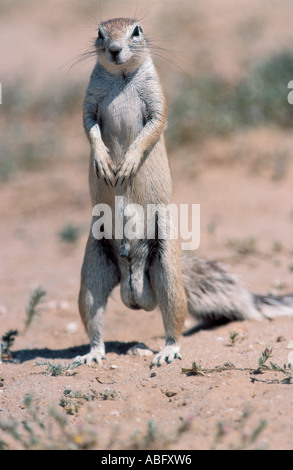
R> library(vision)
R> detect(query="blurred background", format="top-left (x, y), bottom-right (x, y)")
top-left (1, 0), bottom-right (293, 328)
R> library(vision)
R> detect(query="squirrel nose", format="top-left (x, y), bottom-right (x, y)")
top-left (109, 42), bottom-right (122, 58)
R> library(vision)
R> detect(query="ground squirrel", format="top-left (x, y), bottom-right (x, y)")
top-left (74, 17), bottom-right (293, 367)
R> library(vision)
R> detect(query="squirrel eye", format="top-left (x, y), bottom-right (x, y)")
top-left (132, 25), bottom-right (142, 37)
top-left (98, 29), bottom-right (104, 40)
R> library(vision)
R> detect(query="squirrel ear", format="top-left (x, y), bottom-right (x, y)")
top-left (98, 29), bottom-right (104, 40)
top-left (132, 25), bottom-right (143, 37)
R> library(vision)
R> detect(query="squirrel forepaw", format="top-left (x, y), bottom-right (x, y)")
top-left (115, 153), bottom-right (139, 187)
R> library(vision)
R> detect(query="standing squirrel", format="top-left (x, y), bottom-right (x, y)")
top-left (75, 17), bottom-right (293, 367)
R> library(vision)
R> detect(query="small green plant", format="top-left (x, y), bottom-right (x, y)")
top-left (59, 223), bottom-right (81, 243)
top-left (0, 330), bottom-right (19, 361)
top-left (24, 286), bottom-right (46, 331)
top-left (100, 389), bottom-right (119, 400)
top-left (59, 398), bottom-right (82, 416)
top-left (251, 347), bottom-right (292, 383)
top-left (60, 387), bottom-right (98, 415)
top-left (35, 360), bottom-right (82, 377)
top-left (228, 331), bottom-right (240, 346)
top-left (182, 348), bottom-right (292, 384)
top-left (253, 347), bottom-right (273, 374)
top-left (182, 360), bottom-right (235, 377)
top-left (182, 361), bottom-right (208, 376)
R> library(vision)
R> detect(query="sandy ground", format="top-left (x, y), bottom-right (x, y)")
top-left (0, 0), bottom-right (293, 450)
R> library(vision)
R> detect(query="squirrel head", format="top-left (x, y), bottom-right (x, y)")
top-left (95, 18), bottom-right (149, 73)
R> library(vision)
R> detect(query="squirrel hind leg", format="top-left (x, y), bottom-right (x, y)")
top-left (149, 239), bottom-right (188, 367)
top-left (76, 237), bottom-right (120, 366)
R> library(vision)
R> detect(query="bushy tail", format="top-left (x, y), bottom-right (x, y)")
top-left (181, 253), bottom-right (293, 322)
top-left (253, 293), bottom-right (293, 319)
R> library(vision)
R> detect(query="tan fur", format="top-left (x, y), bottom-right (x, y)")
top-left (75, 18), bottom-right (187, 367)
top-left (75, 18), bottom-right (293, 368)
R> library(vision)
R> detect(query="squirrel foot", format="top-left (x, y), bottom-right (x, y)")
top-left (150, 344), bottom-right (182, 368)
top-left (74, 346), bottom-right (105, 367)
